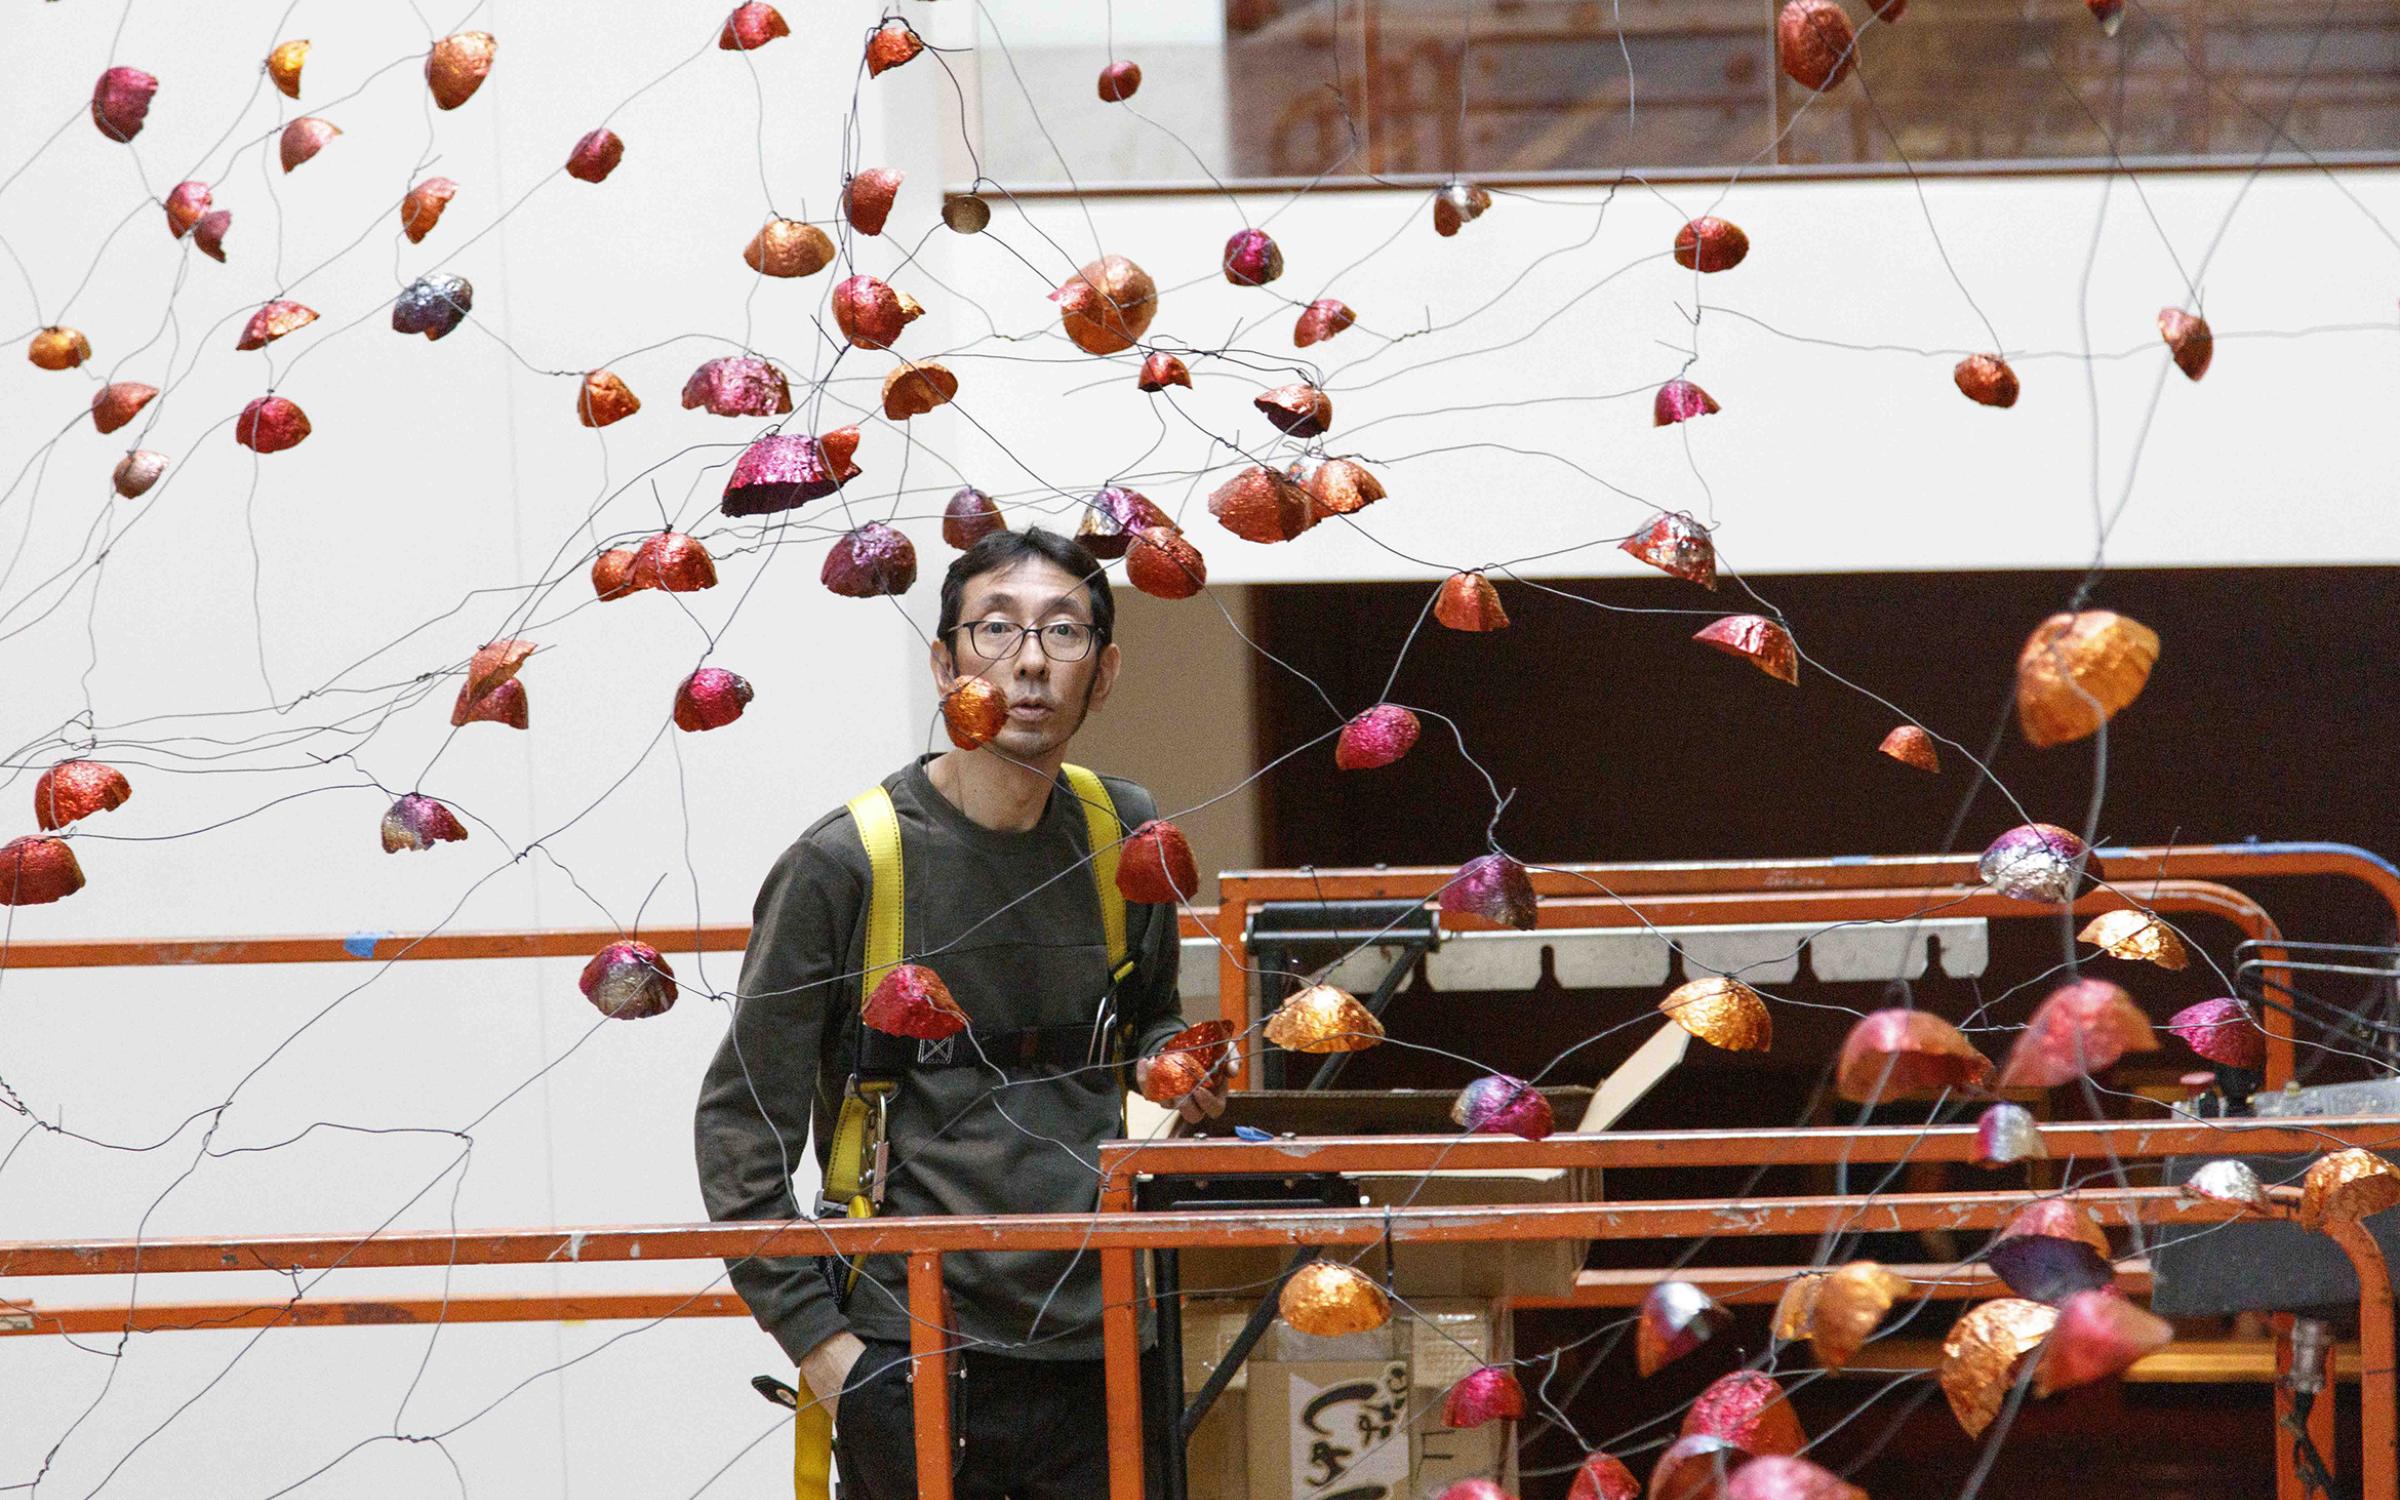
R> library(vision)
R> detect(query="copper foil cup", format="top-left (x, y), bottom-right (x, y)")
top-left (2015, 609), bottom-right (2158, 747)
top-left (1659, 976), bottom-right (1773, 1052)
top-left (1277, 1261), bottom-right (1390, 1336)
top-left (1834, 1008), bottom-right (1991, 1102)
top-left (1693, 613), bottom-right (1797, 684)
top-left (1116, 819), bottom-right (1199, 904)
top-left (1939, 1297), bottom-right (2057, 1435)
top-left (863, 964), bottom-right (968, 1040)
top-left (34, 762), bottom-right (132, 830)
top-left (941, 677), bottom-right (1007, 749)
top-left (1878, 724), bottom-right (1938, 771)
top-left (1264, 984), bottom-right (1384, 1054)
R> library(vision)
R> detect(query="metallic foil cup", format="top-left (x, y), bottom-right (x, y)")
top-left (1335, 704), bottom-right (1420, 771)
top-left (673, 668), bottom-right (753, 733)
top-left (381, 794), bottom-right (469, 853)
top-left (2035, 1287), bottom-right (2172, 1397)
top-left (2015, 609), bottom-right (2159, 748)
top-left (2299, 1147), bottom-right (2400, 1230)
top-left (1264, 984), bottom-right (1383, 1054)
top-left (1682, 1371), bottom-right (1804, 1456)
top-left (1693, 613), bottom-right (1797, 684)
top-left (1116, 819), bottom-right (1199, 904)
top-left (2077, 909), bottom-right (2189, 970)
top-left (1834, 1007), bottom-right (1991, 1102)
top-left (862, 964), bottom-right (968, 1040)
top-left (1659, 976), bottom-right (1773, 1053)
top-left (0, 835), bottom-right (86, 905)
top-left (579, 940), bottom-right (677, 1019)
top-left (1637, 1279), bottom-right (1730, 1376)
top-left (1276, 1261), bottom-right (1389, 1336)
top-left (1776, 0), bottom-right (1856, 89)
top-left (34, 761), bottom-right (132, 830)
top-left (1998, 977), bottom-right (2158, 1089)
top-left (2167, 998), bottom-right (2264, 1069)
top-left (1939, 1297), bottom-right (2057, 1435)
top-left (1878, 724), bottom-right (1938, 771)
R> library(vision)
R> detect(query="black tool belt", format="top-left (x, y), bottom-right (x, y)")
top-left (853, 1021), bottom-right (1130, 1075)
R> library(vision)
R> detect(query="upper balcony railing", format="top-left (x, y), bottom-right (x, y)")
top-left (974, 0), bottom-right (2400, 190)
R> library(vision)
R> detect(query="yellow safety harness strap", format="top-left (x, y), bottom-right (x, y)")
top-left (792, 1400), bottom-right (833, 1500)
top-left (848, 785), bottom-right (906, 1000)
top-left (1060, 763), bottom-right (1135, 984)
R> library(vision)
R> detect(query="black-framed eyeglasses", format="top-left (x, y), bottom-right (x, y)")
top-left (954, 618), bottom-right (1100, 663)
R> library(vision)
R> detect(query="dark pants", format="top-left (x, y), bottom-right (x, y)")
top-left (835, 1338), bottom-right (1173, 1500)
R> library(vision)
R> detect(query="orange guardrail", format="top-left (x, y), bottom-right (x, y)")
top-left (7, 1180), bottom-right (2382, 1500)
top-left (1208, 841), bottom-right (2400, 1092)
top-left (4, 842), bottom-right (2395, 1498)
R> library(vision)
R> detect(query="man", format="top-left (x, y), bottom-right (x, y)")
top-left (694, 526), bottom-right (1225, 1499)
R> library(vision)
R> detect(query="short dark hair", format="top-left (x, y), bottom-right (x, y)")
top-left (937, 526), bottom-right (1115, 649)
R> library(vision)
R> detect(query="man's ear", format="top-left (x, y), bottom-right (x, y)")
top-left (930, 633), bottom-right (959, 693)
top-left (1084, 639), bottom-right (1123, 715)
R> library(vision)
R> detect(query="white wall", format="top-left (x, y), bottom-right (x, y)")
top-left (917, 168), bottom-right (2400, 584)
top-left (0, 4), bottom-right (946, 1496)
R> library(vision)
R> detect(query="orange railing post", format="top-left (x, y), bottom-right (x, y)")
top-left (909, 1250), bottom-right (955, 1500)
top-left (2327, 1220), bottom-right (2398, 1500)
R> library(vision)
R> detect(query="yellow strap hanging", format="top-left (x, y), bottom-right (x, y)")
top-left (792, 1400), bottom-right (833, 1500)
top-left (821, 786), bottom-right (906, 1214)
top-left (1059, 763), bottom-right (1133, 982)
top-left (846, 786), bottom-right (906, 1003)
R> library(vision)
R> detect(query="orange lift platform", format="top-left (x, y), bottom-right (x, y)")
top-left (1, 841), bottom-right (2395, 1500)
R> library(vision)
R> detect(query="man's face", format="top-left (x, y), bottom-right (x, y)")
top-left (933, 555), bottom-right (1121, 761)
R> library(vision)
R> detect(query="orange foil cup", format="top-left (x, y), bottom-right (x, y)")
top-left (1434, 571), bottom-right (1508, 631)
top-left (1694, 613), bottom-right (1798, 684)
top-left (1659, 977), bottom-right (1772, 1053)
top-left (2077, 909), bottom-right (2188, 970)
top-left (1878, 724), bottom-right (1938, 771)
top-left (2298, 1147), bottom-right (2400, 1230)
top-left (2015, 609), bottom-right (2159, 748)
top-left (1810, 1261), bottom-right (1909, 1370)
top-left (1939, 1297), bottom-right (2058, 1435)
top-left (1277, 1260), bottom-right (1389, 1336)
top-left (1265, 984), bottom-right (1383, 1054)
top-left (1141, 1020), bottom-right (1235, 1105)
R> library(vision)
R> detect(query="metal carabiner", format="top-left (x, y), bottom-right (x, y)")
top-left (861, 1084), bottom-right (893, 1210)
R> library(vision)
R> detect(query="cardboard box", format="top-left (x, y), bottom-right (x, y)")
top-left (1245, 1323), bottom-right (1412, 1500)
top-left (1356, 1168), bottom-right (1595, 1300)
top-left (1179, 1297), bottom-right (1514, 1500)
top-left (1181, 1299), bottom-right (1253, 1500)
top-left (1407, 1299), bottom-right (1510, 1494)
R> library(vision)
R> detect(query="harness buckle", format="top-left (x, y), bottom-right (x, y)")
top-left (815, 1080), bottom-right (894, 1217)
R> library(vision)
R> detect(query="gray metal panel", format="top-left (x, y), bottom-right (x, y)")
top-left (1178, 936), bottom-right (1221, 998)
top-left (1806, 918), bottom-right (1989, 981)
top-left (1669, 925), bottom-right (1804, 984)
top-left (1545, 930), bottom-right (1675, 988)
top-left (1182, 918), bottom-right (1991, 1002)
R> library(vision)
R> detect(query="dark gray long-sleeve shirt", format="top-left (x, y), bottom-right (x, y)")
top-left (694, 752), bottom-right (1186, 1364)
